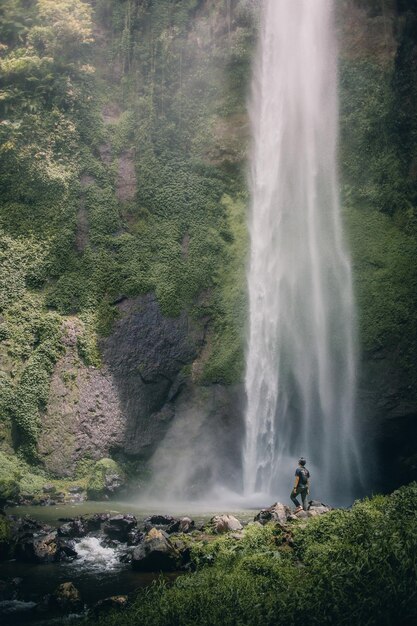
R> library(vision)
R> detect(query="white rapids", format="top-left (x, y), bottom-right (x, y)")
top-left (243, 0), bottom-right (363, 505)
top-left (73, 537), bottom-right (121, 571)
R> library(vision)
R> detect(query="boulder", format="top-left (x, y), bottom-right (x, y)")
top-left (103, 514), bottom-right (137, 541)
top-left (56, 539), bottom-right (78, 561)
top-left (86, 459), bottom-right (126, 500)
top-left (254, 503), bottom-right (290, 525)
top-left (120, 551), bottom-right (133, 563)
top-left (127, 528), bottom-right (144, 546)
top-left (132, 528), bottom-right (180, 572)
top-left (15, 532), bottom-right (58, 563)
top-left (308, 501), bottom-right (331, 515)
top-left (81, 514), bottom-right (105, 532)
top-left (51, 582), bottom-right (82, 611)
top-left (58, 519), bottom-right (88, 538)
top-left (143, 514), bottom-right (176, 532)
top-left (170, 537), bottom-right (192, 568)
top-left (167, 517), bottom-right (195, 534)
top-left (93, 595), bottom-right (128, 615)
top-left (9, 516), bottom-right (45, 541)
top-left (39, 497), bottom-right (56, 506)
top-left (210, 515), bottom-right (243, 534)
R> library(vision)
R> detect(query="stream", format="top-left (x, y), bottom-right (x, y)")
top-left (0, 501), bottom-right (257, 625)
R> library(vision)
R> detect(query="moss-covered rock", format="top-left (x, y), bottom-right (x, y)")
top-left (86, 458), bottom-right (126, 500)
top-left (0, 475), bottom-right (19, 507)
top-left (0, 451), bottom-right (49, 505)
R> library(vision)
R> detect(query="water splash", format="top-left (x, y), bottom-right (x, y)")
top-left (244, 0), bottom-right (363, 505)
top-left (73, 537), bottom-right (121, 571)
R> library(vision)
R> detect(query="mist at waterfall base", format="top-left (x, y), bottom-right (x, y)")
top-left (135, 0), bottom-right (367, 512)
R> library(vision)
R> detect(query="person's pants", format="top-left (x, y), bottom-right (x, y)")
top-left (290, 487), bottom-right (308, 510)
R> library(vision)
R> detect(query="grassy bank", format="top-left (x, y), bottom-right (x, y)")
top-left (87, 483), bottom-right (417, 626)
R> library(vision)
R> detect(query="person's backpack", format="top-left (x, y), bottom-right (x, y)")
top-left (298, 467), bottom-right (309, 485)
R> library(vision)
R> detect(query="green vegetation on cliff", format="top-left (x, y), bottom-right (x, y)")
top-left (0, 0), bottom-right (254, 468)
top-left (86, 483), bottom-right (417, 626)
top-left (338, 1), bottom-right (417, 413)
top-left (0, 0), bottom-right (417, 485)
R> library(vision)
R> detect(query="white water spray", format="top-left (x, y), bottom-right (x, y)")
top-left (244, 0), bottom-right (363, 504)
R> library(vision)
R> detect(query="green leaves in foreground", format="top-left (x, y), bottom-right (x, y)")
top-left (88, 483), bottom-right (417, 626)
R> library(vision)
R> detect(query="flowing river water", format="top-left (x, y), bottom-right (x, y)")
top-left (244, 0), bottom-right (364, 504)
top-left (1, 502), bottom-right (257, 625)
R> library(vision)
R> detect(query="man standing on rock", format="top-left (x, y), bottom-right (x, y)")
top-left (290, 457), bottom-right (310, 512)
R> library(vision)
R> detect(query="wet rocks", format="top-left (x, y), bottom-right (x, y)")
top-left (210, 515), bottom-right (243, 534)
top-left (143, 514), bottom-right (176, 532)
top-left (103, 514), bottom-right (137, 542)
top-left (56, 539), bottom-right (78, 562)
top-left (167, 517), bottom-right (195, 534)
top-left (83, 513), bottom-right (110, 531)
top-left (132, 528), bottom-right (181, 572)
top-left (15, 532), bottom-right (58, 563)
top-left (51, 582), bottom-right (82, 611)
top-left (93, 595), bottom-right (128, 615)
top-left (254, 503), bottom-right (291, 525)
top-left (9, 517), bottom-right (57, 564)
top-left (127, 528), bottom-right (144, 546)
top-left (142, 514), bottom-right (196, 536)
top-left (10, 517), bottom-right (82, 563)
top-left (254, 500), bottom-right (331, 525)
top-left (307, 501), bottom-right (331, 517)
top-left (58, 518), bottom-right (88, 538)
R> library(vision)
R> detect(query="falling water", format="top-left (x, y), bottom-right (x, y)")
top-left (244, 0), bottom-right (363, 505)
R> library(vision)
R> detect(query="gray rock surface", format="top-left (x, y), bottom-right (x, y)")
top-left (254, 502), bottom-right (291, 525)
top-left (210, 515), bottom-right (243, 533)
top-left (39, 296), bottom-right (244, 487)
top-left (38, 319), bottom-right (124, 477)
top-left (101, 294), bottom-right (204, 458)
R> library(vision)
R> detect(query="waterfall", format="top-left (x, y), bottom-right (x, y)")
top-left (244, 0), bottom-right (363, 505)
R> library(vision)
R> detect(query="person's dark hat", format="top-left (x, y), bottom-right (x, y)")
top-left (298, 457), bottom-right (306, 466)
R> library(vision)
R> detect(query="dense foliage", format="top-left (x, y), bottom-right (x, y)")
top-left (338, 0), bottom-right (417, 389)
top-left (0, 0), bottom-right (254, 466)
top-left (86, 483), bottom-right (417, 626)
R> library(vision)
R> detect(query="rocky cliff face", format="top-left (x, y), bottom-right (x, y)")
top-left (40, 294), bottom-right (244, 493)
top-left (39, 0), bottom-right (417, 493)
top-left (2, 0), bottom-right (416, 498)
top-left (101, 294), bottom-right (203, 459)
top-left (38, 319), bottom-right (124, 476)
